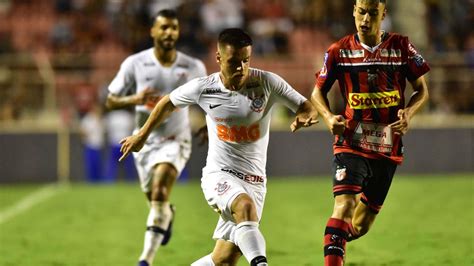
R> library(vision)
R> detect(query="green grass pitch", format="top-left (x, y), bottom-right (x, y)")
top-left (0, 174), bottom-right (472, 266)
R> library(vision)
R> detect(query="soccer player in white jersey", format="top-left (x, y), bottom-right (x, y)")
top-left (105, 9), bottom-right (207, 266)
top-left (119, 28), bottom-right (317, 266)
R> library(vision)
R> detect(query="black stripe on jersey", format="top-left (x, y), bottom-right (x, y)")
top-left (367, 66), bottom-right (381, 122)
top-left (386, 67), bottom-right (399, 124)
top-left (349, 70), bottom-right (363, 121)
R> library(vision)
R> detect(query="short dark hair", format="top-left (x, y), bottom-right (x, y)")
top-left (156, 9), bottom-right (178, 19)
top-left (354, 0), bottom-right (387, 5)
top-left (218, 28), bottom-right (253, 49)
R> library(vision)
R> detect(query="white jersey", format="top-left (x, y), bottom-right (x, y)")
top-left (108, 48), bottom-right (207, 141)
top-left (170, 68), bottom-right (306, 177)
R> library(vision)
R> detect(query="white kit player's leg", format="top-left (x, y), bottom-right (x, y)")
top-left (234, 221), bottom-right (268, 265)
top-left (191, 254), bottom-right (215, 266)
top-left (138, 201), bottom-right (173, 265)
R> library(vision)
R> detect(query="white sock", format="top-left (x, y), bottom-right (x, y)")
top-left (234, 221), bottom-right (266, 264)
top-left (138, 201), bottom-right (172, 263)
top-left (191, 254), bottom-right (215, 266)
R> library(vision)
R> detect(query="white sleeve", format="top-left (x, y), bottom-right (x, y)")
top-left (169, 78), bottom-right (203, 107)
top-left (108, 56), bottom-right (136, 95)
top-left (190, 59), bottom-right (207, 79)
top-left (267, 72), bottom-right (307, 113)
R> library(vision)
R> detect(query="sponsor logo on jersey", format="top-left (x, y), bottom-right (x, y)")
top-left (348, 91), bottom-right (400, 109)
top-left (145, 95), bottom-right (163, 110)
top-left (412, 54), bottom-right (425, 67)
top-left (203, 88), bottom-right (223, 94)
top-left (177, 63), bottom-right (189, 68)
top-left (217, 124), bottom-right (260, 143)
top-left (209, 104), bottom-right (222, 109)
top-left (318, 52), bottom-right (329, 78)
top-left (143, 62), bottom-right (155, 67)
top-left (352, 122), bottom-right (393, 153)
top-left (221, 168), bottom-right (265, 183)
top-left (339, 49), bottom-right (364, 58)
top-left (380, 49), bottom-right (401, 57)
top-left (215, 181), bottom-right (230, 195)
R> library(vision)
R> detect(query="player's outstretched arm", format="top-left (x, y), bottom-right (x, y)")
top-left (389, 75), bottom-right (429, 135)
top-left (119, 95), bottom-right (176, 161)
top-left (310, 85), bottom-right (346, 136)
top-left (291, 100), bottom-right (319, 132)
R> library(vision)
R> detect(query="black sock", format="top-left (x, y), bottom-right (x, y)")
top-left (251, 255), bottom-right (267, 265)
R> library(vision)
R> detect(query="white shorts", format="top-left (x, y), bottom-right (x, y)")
top-left (133, 138), bottom-right (191, 193)
top-left (201, 170), bottom-right (267, 243)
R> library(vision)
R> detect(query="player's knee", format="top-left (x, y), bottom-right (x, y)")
top-left (332, 196), bottom-right (357, 220)
top-left (231, 195), bottom-right (258, 223)
top-left (212, 252), bottom-right (240, 265)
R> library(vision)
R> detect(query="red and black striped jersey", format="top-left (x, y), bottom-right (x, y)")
top-left (315, 32), bottom-right (430, 164)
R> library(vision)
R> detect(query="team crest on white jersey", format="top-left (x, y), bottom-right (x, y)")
top-left (215, 181), bottom-right (230, 195)
top-left (250, 96), bottom-right (265, 113)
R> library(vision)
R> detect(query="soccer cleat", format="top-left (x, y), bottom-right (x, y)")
top-left (137, 260), bottom-right (149, 266)
top-left (161, 204), bottom-right (176, 245)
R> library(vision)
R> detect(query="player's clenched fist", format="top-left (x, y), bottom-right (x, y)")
top-left (327, 115), bottom-right (346, 136)
top-left (119, 134), bottom-right (146, 162)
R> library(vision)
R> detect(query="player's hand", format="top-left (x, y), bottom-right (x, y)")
top-left (389, 109), bottom-right (409, 135)
top-left (136, 87), bottom-right (157, 105)
top-left (291, 116), bottom-right (319, 132)
top-left (118, 134), bottom-right (146, 162)
top-left (193, 125), bottom-right (208, 146)
top-left (327, 115), bottom-right (346, 136)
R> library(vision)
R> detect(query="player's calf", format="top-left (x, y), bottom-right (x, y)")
top-left (324, 218), bottom-right (350, 266)
top-left (138, 201), bottom-right (173, 265)
top-left (234, 221), bottom-right (268, 265)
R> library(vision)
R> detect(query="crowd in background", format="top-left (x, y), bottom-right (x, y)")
top-left (0, 0), bottom-right (473, 123)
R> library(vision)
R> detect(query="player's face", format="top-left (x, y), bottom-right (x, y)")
top-left (217, 44), bottom-right (251, 90)
top-left (353, 0), bottom-right (386, 38)
top-left (151, 16), bottom-right (179, 50)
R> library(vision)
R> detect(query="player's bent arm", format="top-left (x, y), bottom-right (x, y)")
top-left (404, 75), bottom-right (429, 120)
top-left (106, 93), bottom-right (142, 110)
top-left (310, 85), bottom-right (334, 124)
top-left (310, 85), bottom-right (346, 135)
top-left (137, 94), bottom-right (176, 140)
top-left (119, 95), bottom-right (176, 161)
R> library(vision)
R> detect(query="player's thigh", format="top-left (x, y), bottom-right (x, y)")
top-left (361, 159), bottom-right (397, 213)
top-left (332, 153), bottom-right (371, 196)
top-left (201, 172), bottom-right (248, 220)
top-left (212, 239), bottom-right (242, 265)
top-left (134, 140), bottom-right (189, 193)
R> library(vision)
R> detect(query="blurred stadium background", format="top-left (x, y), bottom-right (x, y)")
top-left (0, 0), bottom-right (472, 182)
top-left (0, 1), bottom-right (472, 265)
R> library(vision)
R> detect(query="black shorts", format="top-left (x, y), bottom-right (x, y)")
top-left (332, 153), bottom-right (397, 213)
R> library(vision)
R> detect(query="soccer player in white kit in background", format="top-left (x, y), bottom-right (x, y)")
top-left (105, 9), bottom-right (207, 266)
top-left (119, 28), bottom-right (318, 266)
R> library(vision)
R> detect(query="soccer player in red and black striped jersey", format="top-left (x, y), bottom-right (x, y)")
top-left (311, 0), bottom-right (430, 265)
